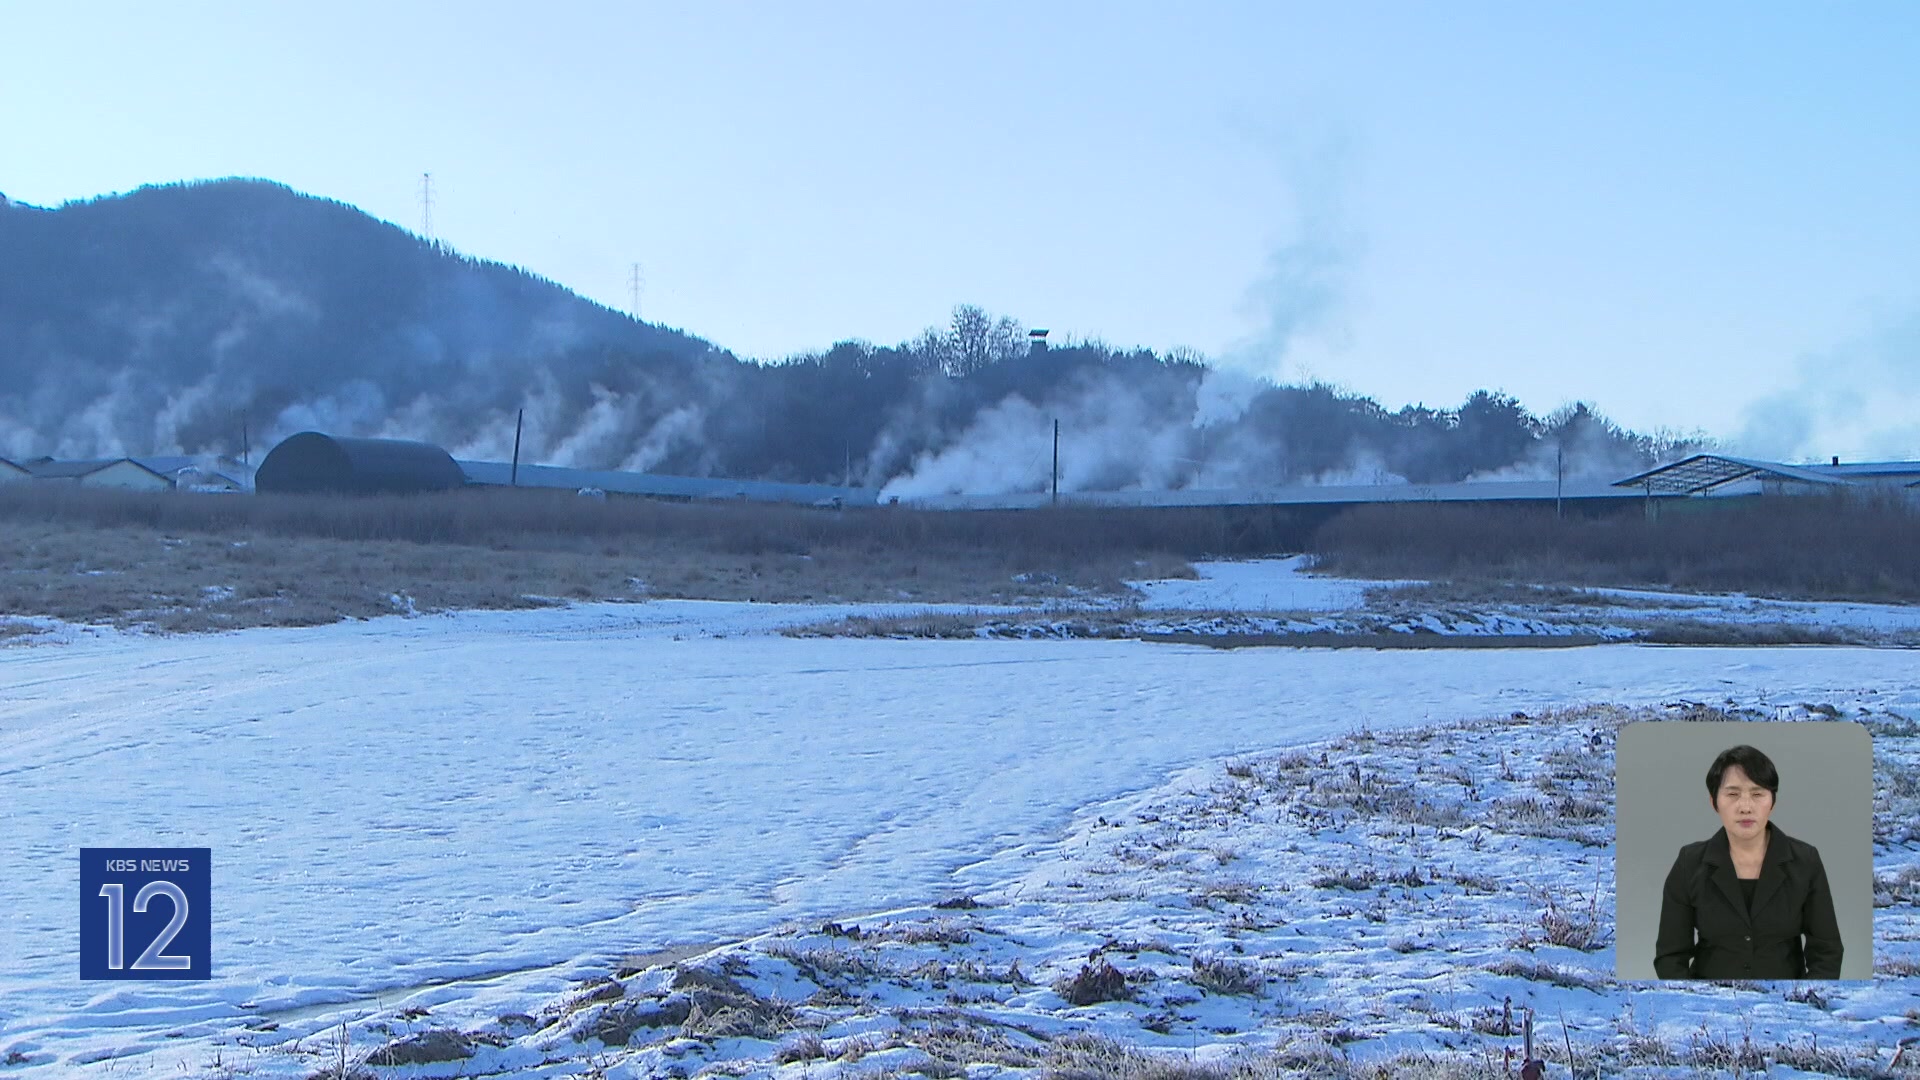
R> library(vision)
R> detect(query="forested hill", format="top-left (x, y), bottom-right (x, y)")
top-left (0, 179), bottom-right (1694, 493)
top-left (0, 179), bottom-right (725, 463)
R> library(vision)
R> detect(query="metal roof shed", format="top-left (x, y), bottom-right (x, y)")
top-left (132, 456), bottom-right (250, 492)
top-left (21, 458), bottom-right (174, 491)
top-left (1612, 454), bottom-right (1851, 496)
top-left (255, 433), bottom-right (467, 495)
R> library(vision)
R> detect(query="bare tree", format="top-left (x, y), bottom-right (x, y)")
top-left (943, 304), bottom-right (1026, 376)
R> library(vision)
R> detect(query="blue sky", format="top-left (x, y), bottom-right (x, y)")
top-left (3, 1), bottom-right (1916, 459)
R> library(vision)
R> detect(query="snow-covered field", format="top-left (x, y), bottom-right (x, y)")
top-left (2, 561), bottom-right (1918, 1076)
top-left (1125, 558), bottom-right (1920, 644)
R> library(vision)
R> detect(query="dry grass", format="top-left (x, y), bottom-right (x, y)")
top-left (1530, 888), bottom-right (1605, 952)
top-left (1312, 492), bottom-right (1920, 603)
top-left (1, 520), bottom-right (567, 632)
top-left (866, 919), bottom-right (975, 946)
top-left (1480, 958), bottom-right (1605, 991)
top-left (569, 966), bottom-right (801, 1049)
top-left (1763, 1036), bottom-right (1885, 1079)
top-left (0, 484), bottom-right (1224, 632)
top-left (1633, 620), bottom-right (1860, 646)
top-left (761, 941), bottom-right (895, 983)
top-left (787, 611), bottom-right (996, 639)
top-left (1054, 960), bottom-right (1134, 1006)
top-left (772, 1032), bottom-right (828, 1064)
top-left (1189, 956), bottom-right (1264, 997)
top-left (1483, 794), bottom-right (1611, 847)
top-left (1363, 580), bottom-right (1674, 609)
top-left (1310, 865), bottom-right (1426, 891)
top-left (0, 481), bottom-right (1250, 562)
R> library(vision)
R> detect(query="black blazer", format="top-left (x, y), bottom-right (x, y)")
top-left (1654, 822), bottom-right (1843, 979)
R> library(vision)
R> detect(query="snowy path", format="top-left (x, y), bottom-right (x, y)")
top-left (3, 599), bottom-right (1919, 1072)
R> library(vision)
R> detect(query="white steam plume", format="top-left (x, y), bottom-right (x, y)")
top-left (1732, 308), bottom-right (1920, 462)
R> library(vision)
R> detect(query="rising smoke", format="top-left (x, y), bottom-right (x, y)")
top-left (1732, 309), bottom-right (1920, 463)
top-left (0, 179), bottom-right (1690, 493)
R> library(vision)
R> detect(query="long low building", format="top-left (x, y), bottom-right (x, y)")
top-left (4, 455), bottom-right (251, 491)
top-left (24, 435), bottom-right (1920, 513)
top-left (16, 457), bottom-right (175, 491)
top-left (456, 459), bottom-right (881, 507)
top-left (243, 431), bottom-right (880, 505)
top-left (908, 455), bottom-right (1920, 511)
top-left (899, 477), bottom-right (1662, 512)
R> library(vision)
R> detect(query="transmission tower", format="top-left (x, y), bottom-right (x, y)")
top-left (629, 262), bottom-right (643, 321)
top-left (420, 172), bottom-right (434, 243)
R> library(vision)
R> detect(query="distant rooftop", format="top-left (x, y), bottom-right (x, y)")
top-left (902, 478), bottom-right (1655, 512)
top-left (20, 458), bottom-right (170, 481)
top-left (457, 460), bottom-right (881, 507)
top-left (1615, 454), bottom-right (1920, 495)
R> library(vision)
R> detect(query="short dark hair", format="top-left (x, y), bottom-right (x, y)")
top-left (1706, 745), bottom-right (1779, 805)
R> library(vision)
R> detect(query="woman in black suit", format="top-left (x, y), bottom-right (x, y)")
top-left (1654, 744), bottom-right (1843, 979)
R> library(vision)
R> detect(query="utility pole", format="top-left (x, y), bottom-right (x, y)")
top-left (629, 263), bottom-right (643, 321)
top-left (1555, 444), bottom-right (1564, 519)
top-left (511, 408), bottom-right (524, 487)
top-left (420, 172), bottom-right (434, 244)
top-left (1051, 419), bottom-right (1060, 505)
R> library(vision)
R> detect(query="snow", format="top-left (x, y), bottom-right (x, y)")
top-left (1, 563), bottom-right (1917, 1075)
top-left (1119, 557), bottom-right (1920, 643)
top-left (451, 700), bottom-right (1917, 1079)
top-left (1577, 588), bottom-right (1920, 634)
top-left (1126, 555), bottom-right (1422, 612)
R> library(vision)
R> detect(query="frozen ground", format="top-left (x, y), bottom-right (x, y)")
top-left (1, 561), bottom-right (1917, 1076)
top-left (1118, 558), bottom-right (1920, 644)
top-left (1125, 556), bottom-right (1417, 613)
top-left (798, 558), bottom-right (1920, 644)
top-left (411, 702), bottom-right (1918, 1080)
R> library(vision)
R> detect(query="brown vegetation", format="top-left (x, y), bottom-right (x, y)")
top-left (0, 481), bottom-right (1293, 559)
top-left (0, 484), bottom-right (1239, 633)
top-left (1054, 960), bottom-right (1134, 1005)
top-left (1311, 492), bottom-right (1920, 603)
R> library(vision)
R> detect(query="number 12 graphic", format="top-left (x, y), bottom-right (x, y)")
top-left (98, 881), bottom-right (193, 970)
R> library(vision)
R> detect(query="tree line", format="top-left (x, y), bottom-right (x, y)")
top-left (0, 180), bottom-right (1702, 488)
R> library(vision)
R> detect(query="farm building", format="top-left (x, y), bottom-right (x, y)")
top-left (255, 433), bottom-right (467, 495)
top-left (456, 459), bottom-right (879, 507)
top-left (132, 456), bottom-right (251, 493)
top-left (914, 456), bottom-right (1920, 512)
top-left (903, 477), bottom-right (1653, 513)
top-left (252, 432), bottom-right (875, 505)
top-left (1616, 455), bottom-right (1920, 497)
top-left (244, 432), bottom-right (1920, 513)
top-left (3, 454), bottom-right (247, 492)
top-left (20, 457), bottom-right (173, 491)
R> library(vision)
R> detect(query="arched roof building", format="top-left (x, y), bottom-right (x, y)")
top-left (255, 433), bottom-right (467, 495)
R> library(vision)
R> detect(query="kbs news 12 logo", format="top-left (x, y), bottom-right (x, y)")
top-left (80, 848), bottom-right (211, 980)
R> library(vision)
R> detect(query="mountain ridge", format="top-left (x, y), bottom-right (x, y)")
top-left (0, 177), bottom-right (726, 462)
top-left (0, 178), bottom-right (1693, 491)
